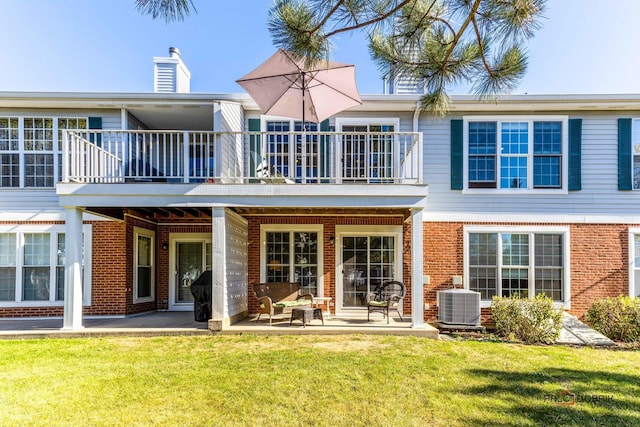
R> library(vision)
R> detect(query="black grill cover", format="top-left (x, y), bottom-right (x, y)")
top-left (190, 270), bottom-right (212, 322)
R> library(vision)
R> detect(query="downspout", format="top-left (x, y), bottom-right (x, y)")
top-left (412, 100), bottom-right (421, 132)
top-left (410, 99), bottom-right (426, 329)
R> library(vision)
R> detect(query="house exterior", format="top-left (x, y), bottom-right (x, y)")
top-left (1, 55), bottom-right (640, 330)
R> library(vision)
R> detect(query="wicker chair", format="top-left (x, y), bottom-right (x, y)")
top-left (366, 281), bottom-right (406, 324)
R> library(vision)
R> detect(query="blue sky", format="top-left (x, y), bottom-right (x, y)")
top-left (0, 0), bottom-right (639, 95)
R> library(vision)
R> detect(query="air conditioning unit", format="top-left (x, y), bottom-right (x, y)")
top-left (437, 289), bottom-right (481, 326)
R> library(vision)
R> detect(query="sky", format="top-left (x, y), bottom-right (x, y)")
top-left (0, 0), bottom-right (639, 96)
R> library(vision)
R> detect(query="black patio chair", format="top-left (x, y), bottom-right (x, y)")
top-left (366, 281), bottom-right (406, 324)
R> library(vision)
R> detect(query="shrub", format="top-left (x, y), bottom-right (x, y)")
top-left (584, 296), bottom-right (640, 342)
top-left (491, 294), bottom-right (564, 344)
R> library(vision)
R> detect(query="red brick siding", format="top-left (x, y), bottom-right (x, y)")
top-left (155, 223), bottom-right (212, 312)
top-left (85, 220), bottom-right (128, 316)
top-left (569, 224), bottom-right (629, 316)
top-left (247, 215), bottom-right (407, 315)
top-left (422, 221), bottom-right (633, 321)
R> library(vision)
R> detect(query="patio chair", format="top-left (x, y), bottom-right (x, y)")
top-left (366, 281), bottom-right (406, 324)
top-left (255, 159), bottom-right (295, 184)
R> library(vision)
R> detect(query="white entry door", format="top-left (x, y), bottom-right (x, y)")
top-left (169, 234), bottom-right (212, 311)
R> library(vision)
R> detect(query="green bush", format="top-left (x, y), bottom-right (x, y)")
top-left (491, 294), bottom-right (564, 344)
top-left (585, 296), bottom-right (640, 342)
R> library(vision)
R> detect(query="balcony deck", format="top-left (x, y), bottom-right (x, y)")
top-left (59, 129), bottom-right (428, 209)
top-left (62, 129), bottom-right (423, 185)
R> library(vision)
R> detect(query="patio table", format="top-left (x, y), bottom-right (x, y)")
top-left (289, 307), bottom-right (324, 327)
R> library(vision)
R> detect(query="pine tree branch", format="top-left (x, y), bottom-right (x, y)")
top-left (323, 0), bottom-right (415, 38)
top-left (310, 0), bottom-right (347, 33)
top-left (440, 0), bottom-right (482, 68)
top-left (471, 14), bottom-right (493, 77)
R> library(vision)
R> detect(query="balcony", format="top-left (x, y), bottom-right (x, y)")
top-left (62, 130), bottom-right (423, 185)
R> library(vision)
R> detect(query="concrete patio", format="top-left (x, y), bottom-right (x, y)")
top-left (0, 311), bottom-right (440, 339)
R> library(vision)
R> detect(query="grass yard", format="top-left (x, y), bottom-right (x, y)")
top-left (0, 335), bottom-right (639, 427)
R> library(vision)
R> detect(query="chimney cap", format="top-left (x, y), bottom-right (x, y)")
top-left (169, 47), bottom-right (181, 58)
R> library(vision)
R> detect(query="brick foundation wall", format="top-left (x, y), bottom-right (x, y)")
top-left (2, 216), bottom-right (633, 321)
top-left (422, 222), bottom-right (633, 322)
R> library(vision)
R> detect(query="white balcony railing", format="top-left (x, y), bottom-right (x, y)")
top-left (62, 130), bottom-right (423, 185)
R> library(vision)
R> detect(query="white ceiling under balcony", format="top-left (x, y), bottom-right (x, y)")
top-left (124, 102), bottom-right (214, 130)
top-left (0, 92), bottom-right (254, 131)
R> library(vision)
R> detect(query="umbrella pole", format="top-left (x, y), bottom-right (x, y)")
top-left (301, 71), bottom-right (306, 131)
top-left (301, 71), bottom-right (306, 182)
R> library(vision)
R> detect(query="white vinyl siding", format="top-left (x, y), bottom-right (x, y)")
top-left (422, 116), bottom-right (640, 221)
top-left (217, 102), bottom-right (244, 182)
top-left (224, 211), bottom-right (248, 318)
top-left (155, 63), bottom-right (176, 93)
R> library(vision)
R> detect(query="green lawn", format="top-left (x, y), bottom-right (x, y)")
top-left (0, 335), bottom-right (638, 426)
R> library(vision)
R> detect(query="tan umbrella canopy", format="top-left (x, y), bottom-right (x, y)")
top-left (236, 49), bottom-right (362, 124)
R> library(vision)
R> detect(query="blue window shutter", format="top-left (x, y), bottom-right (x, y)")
top-left (88, 116), bottom-right (102, 147)
top-left (451, 119), bottom-right (463, 190)
top-left (320, 119), bottom-right (330, 183)
top-left (618, 118), bottom-right (632, 191)
top-left (248, 118), bottom-right (261, 179)
top-left (568, 119), bottom-right (582, 191)
top-left (88, 117), bottom-right (102, 129)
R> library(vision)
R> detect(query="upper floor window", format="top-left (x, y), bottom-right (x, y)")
top-left (0, 116), bottom-right (87, 188)
top-left (465, 117), bottom-right (568, 191)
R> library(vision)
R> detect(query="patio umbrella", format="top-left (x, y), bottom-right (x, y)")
top-left (236, 49), bottom-right (362, 124)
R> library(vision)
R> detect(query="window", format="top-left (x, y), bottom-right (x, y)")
top-left (264, 120), bottom-right (319, 182)
top-left (0, 234), bottom-right (17, 301)
top-left (262, 226), bottom-right (322, 297)
top-left (466, 227), bottom-right (568, 304)
top-left (0, 116), bottom-right (87, 188)
top-left (0, 226), bottom-right (91, 306)
top-left (56, 234), bottom-right (66, 301)
top-left (629, 230), bottom-right (640, 298)
top-left (23, 233), bottom-right (51, 301)
top-left (466, 117), bottom-right (567, 191)
top-left (0, 118), bottom-right (19, 187)
top-left (134, 228), bottom-right (154, 303)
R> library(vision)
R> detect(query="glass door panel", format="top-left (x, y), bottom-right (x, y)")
top-left (176, 242), bottom-right (203, 304)
top-left (341, 235), bottom-right (396, 308)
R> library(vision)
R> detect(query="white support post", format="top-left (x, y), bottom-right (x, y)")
top-left (62, 207), bottom-right (84, 331)
top-left (183, 131), bottom-right (190, 183)
top-left (209, 207), bottom-right (227, 331)
top-left (411, 208), bottom-right (426, 329)
top-left (213, 102), bottom-right (223, 179)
